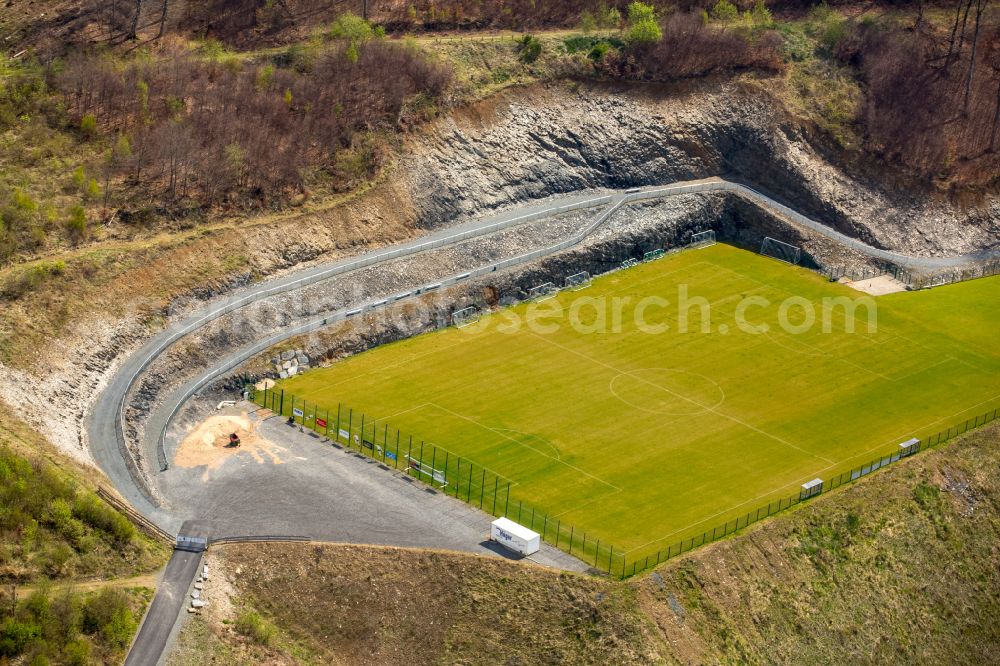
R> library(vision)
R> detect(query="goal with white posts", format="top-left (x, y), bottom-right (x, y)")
top-left (760, 237), bottom-right (802, 265)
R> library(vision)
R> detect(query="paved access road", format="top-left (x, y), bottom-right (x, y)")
top-left (124, 548), bottom-right (202, 666)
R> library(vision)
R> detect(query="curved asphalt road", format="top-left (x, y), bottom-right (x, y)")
top-left (96, 178), bottom-right (999, 666)
top-left (88, 177), bottom-right (1000, 526)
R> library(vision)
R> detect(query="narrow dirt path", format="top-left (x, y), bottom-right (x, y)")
top-left (12, 572), bottom-right (159, 596)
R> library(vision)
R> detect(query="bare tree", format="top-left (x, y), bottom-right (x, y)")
top-left (945, 0), bottom-right (973, 71)
top-left (158, 0), bottom-right (168, 37)
top-left (963, 0), bottom-right (987, 114)
top-left (128, 0), bottom-right (143, 40)
top-left (986, 37), bottom-right (1000, 151)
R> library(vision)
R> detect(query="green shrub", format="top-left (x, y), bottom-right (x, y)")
top-left (626, 2), bottom-right (661, 45)
top-left (48, 497), bottom-right (85, 544)
top-left (65, 205), bottom-right (87, 242)
top-left (345, 42), bottom-right (359, 64)
top-left (29, 652), bottom-right (51, 666)
top-left (0, 618), bottom-right (42, 657)
top-left (197, 37), bottom-right (226, 59)
top-left (71, 166), bottom-right (86, 191)
top-left (63, 639), bottom-right (90, 666)
top-left (256, 63), bottom-right (275, 90)
top-left (819, 17), bottom-right (846, 52)
top-left (81, 589), bottom-right (132, 635)
top-left (743, 0), bottom-right (774, 29)
top-left (1, 261), bottom-right (65, 300)
top-left (235, 610), bottom-right (276, 647)
top-left (79, 114), bottom-right (97, 139)
top-left (72, 492), bottom-right (135, 545)
top-left (579, 10), bottom-right (597, 33)
top-left (100, 605), bottom-right (136, 649)
top-left (601, 7), bottom-right (621, 29)
top-left (589, 41), bottom-right (612, 61)
top-left (43, 543), bottom-right (74, 577)
top-left (328, 12), bottom-right (383, 43)
top-left (711, 0), bottom-right (739, 22)
top-left (517, 35), bottom-right (543, 63)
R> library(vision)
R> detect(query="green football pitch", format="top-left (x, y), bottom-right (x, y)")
top-left (275, 243), bottom-right (1000, 563)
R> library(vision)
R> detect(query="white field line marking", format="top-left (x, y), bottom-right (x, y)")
top-left (607, 369), bottom-right (726, 416)
top-left (886, 355), bottom-right (958, 382)
top-left (709, 261), bottom-right (882, 342)
top-left (529, 333), bottom-right (835, 466)
top-left (428, 402), bottom-right (565, 461)
top-left (296, 338), bottom-right (472, 398)
top-left (369, 403), bottom-right (433, 424)
top-left (548, 488), bottom-right (624, 520)
top-left (428, 402), bottom-right (622, 492)
top-left (623, 390), bottom-right (1000, 555)
top-left (696, 265), bottom-right (907, 381)
top-left (814, 391), bottom-right (1000, 471)
top-left (492, 428), bottom-right (564, 460)
top-left (293, 260), bottom-right (716, 400)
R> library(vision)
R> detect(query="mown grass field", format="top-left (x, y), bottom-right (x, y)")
top-left (276, 244), bottom-right (1000, 562)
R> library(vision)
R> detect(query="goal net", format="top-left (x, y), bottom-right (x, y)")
top-left (406, 456), bottom-right (448, 487)
top-left (564, 271), bottom-right (592, 290)
top-left (452, 306), bottom-right (481, 328)
top-left (689, 230), bottom-right (716, 248)
top-left (643, 248), bottom-right (666, 262)
top-left (527, 282), bottom-right (557, 301)
top-left (760, 237), bottom-right (802, 265)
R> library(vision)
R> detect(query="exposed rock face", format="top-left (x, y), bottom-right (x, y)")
top-left (7, 80), bottom-right (998, 471)
top-left (404, 82), bottom-right (999, 257)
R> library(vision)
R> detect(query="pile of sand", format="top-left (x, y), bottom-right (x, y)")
top-left (174, 412), bottom-right (284, 479)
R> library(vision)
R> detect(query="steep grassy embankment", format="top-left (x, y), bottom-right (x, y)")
top-left (0, 404), bottom-right (170, 663)
top-left (170, 422), bottom-right (1000, 664)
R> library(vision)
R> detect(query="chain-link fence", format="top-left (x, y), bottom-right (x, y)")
top-left (252, 385), bottom-right (998, 578)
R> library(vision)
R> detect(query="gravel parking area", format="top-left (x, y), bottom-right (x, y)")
top-left (156, 404), bottom-right (588, 572)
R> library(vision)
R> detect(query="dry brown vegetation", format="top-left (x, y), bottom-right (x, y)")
top-left (605, 12), bottom-right (785, 79)
top-left (56, 41), bottom-right (451, 210)
top-left (837, 4), bottom-right (1000, 187)
top-left (175, 422), bottom-right (1000, 664)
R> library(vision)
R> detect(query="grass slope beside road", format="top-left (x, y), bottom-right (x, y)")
top-left (0, 405), bottom-right (170, 663)
top-left (0, 405), bottom-right (169, 583)
top-left (170, 422), bottom-right (1000, 664)
top-left (275, 244), bottom-right (1000, 563)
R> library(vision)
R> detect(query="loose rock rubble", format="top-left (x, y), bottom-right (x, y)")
top-left (271, 349), bottom-right (311, 378)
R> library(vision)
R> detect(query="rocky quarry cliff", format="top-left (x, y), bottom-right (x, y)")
top-left (404, 81), bottom-right (999, 257)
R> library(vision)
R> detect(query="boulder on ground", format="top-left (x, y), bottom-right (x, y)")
top-left (280, 350), bottom-right (296, 361)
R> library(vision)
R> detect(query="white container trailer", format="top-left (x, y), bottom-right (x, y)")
top-left (490, 517), bottom-right (540, 556)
